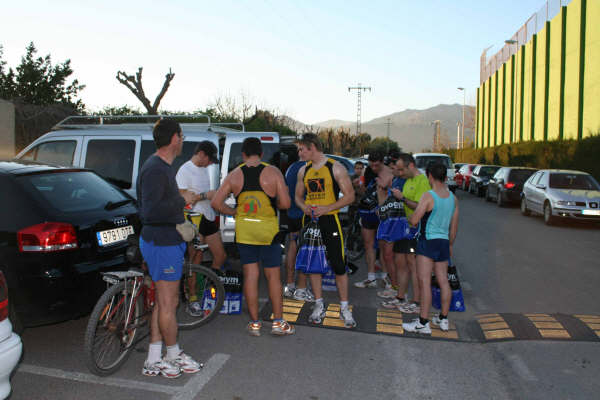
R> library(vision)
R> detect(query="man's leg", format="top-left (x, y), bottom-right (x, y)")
top-left (309, 273), bottom-right (323, 301)
top-left (155, 280), bottom-right (180, 346)
top-left (417, 255), bottom-right (434, 321)
top-left (204, 231), bottom-right (226, 270)
top-left (335, 273), bottom-right (349, 302)
top-left (407, 254), bottom-right (420, 303)
top-left (433, 261), bottom-right (451, 317)
top-left (284, 233), bottom-right (298, 286)
top-left (355, 227), bottom-right (377, 288)
top-left (264, 266), bottom-right (283, 320)
top-left (243, 262), bottom-right (260, 322)
top-left (381, 241), bottom-right (396, 286)
top-left (395, 253), bottom-right (409, 297)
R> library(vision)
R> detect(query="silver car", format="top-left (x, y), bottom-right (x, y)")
top-left (520, 169), bottom-right (600, 225)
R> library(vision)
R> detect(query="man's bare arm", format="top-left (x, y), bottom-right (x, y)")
top-left (210, 174), bottom-right (237, 216)
top-left (409, 192), bottom-right (432, 227)
top-left (295, 165), bottom-right (309, 215)
top-left (449, 196), bottom-right (459, 245)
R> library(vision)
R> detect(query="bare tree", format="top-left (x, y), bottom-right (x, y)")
top-left (115, 67), bottom-right (174, 114)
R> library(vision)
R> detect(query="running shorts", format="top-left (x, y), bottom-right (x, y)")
top-left (185, 212), bottom-right (219, 237)
top-left (416, 239), bottom-right (450, 262)
top-left (139, 238), bottom-right (186, 282)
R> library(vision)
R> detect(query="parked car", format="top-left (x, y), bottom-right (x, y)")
top-left (468, 165), bottom-right (501, 197)
top-left (486, 167), bottom-right (538, 206)
top-left (520, 169), bottom-right (600, 225)
top-left (0, 160), bottom-right (141, 330)
top-left (326, 154), bottom-right (355, 174)
top-left (413, 153), bottom-right (457, 192)
top-left (455, 164), bottom-right (478, 190)
top-left (0, 271), bottom-right (22, 400)
top-left (454, 163), bottom-right (466, 173)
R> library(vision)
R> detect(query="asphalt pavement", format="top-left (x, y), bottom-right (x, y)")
top-left (8, 189), bottom-right (600, 399)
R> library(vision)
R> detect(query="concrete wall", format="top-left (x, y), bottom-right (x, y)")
top-left (476, 0), bottom-right (599, 148)
top-left (0, 99), bottom-right (15, 159)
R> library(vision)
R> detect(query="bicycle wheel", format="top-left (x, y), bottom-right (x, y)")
top-left (84, 281), bottom-right (143, 376)
top-left (345, 223), bottom-right (365, 262)
top-left (178, 264), bottom-right (225, 330)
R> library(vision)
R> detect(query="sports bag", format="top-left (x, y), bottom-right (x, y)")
top-left (376, 195), bottom-right (418, 242)
top-left (295, 217), bottom-right (330, 275)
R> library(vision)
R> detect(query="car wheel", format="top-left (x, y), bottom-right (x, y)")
top-left (520, 197), bottom-right (530, 216)
top-left (468, 183), bottom-right (474, 194)
top-left (478, 187), bottom-right (484, 197)
top-left (485, 188), bottom-right (492, 202)
top-left (544, 201), bottom-right (556, 225)
top-left (497, 190), bottom-right (504, 207)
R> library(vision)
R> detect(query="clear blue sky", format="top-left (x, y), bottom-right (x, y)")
top-left (1, 0), bottom-right (544, 124)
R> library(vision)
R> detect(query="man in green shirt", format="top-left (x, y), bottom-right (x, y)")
top-left (381, 153), bottom-right (431, 314)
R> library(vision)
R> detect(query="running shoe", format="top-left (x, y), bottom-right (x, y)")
top-left (142, 358), bottom-right (182, 378)
top-left (283, 285), bottom-right (296, 298)
top-left (399, 302), bottom-right (421, 314)
top-left (271, 320), bottom-right (296, 335)
top-left (382, 275), bottom-right (392, 289)
top-left (293, 288), bottom-right (315, 302)
top-left (340, 307), bottom-right (357, 328)
top-left (166, 351), bottom-right (203, 374)
top-left (354, 279), bottom-right (378, 288)
top-left (186, 301), bottom-right (204, 317)
top-left (432, 314), bottom-right (449, 332)
top-left (381, 297), bottom-right (408, 309)
top-left (402, 318), bottom-right (431, 334)
top-left (377, 288), bottom-right (398, 299)
top-left (247, 321), bottom-right (262, 337)
top-left (308, 302), bottom-right (326, 324)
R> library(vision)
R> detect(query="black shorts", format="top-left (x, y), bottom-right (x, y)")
top-left (303, 214), bottom-right (346, 275)
top-left (186, 213), bottom-right (219, 237)
top-left (287, 216), bottom-right (303, 233)
top-left (393, 239), bottom-right (417, 254)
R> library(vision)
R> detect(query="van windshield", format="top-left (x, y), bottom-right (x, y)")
top-left (415, 156), bottom-right (451, 169)
top-left (228, 143), bottom-right (280, 172)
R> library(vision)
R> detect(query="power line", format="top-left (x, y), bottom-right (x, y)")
top-left (348, 83), bottom-right (371, 135)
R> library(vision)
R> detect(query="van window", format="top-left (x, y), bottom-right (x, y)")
top-left (228, 143), bottom-right (280, 172)
top-left (139, 140), bottom-right (200, 172)
top-left (85, 140), bottom-right (135, 189)
top-left (21, 140), bottom-right (76, 165)
top-left (415, 155), bottom-right (451, 169)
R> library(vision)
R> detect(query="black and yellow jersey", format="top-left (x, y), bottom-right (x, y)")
top-left (303, 158), bottom-right (339, 215)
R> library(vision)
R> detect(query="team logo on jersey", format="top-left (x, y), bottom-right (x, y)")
top-left (307, 178), bottom-right (325, 193)
top-left (242, 195), bottom-right (261, 214)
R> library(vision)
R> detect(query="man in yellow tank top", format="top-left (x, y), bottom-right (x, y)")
top-left (295, 134), bottom-right (357, 328)
top-left (211, 138), bottom-right (294, 336)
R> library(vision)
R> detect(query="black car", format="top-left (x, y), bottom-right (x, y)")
top-left (468, 165), bottom-right (501, 197)
top-left (0, 160), bottom-right (140, 331)
top-left (485, 167), bottom-right (538, 206)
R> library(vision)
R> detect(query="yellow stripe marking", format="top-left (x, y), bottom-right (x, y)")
top-left (432, 330), bottom-right (459, 339)
top-left (270, 313), bottom-right (298, 322)
top-left (574, 315), bottom-right (600, 319)
top-left (539, 330), bottom-right (570, 339)
top-left (377, 310), bottom-right (403, 316)
top-left (478, 317), bottom-right (505, 324)
top-left (476, 313), bottom-right (501, 319)
top-left (327, 304), bottom-right (352, 311)
top-left (528, 316), bottom-right (557, 322)
top-left (480, 321), bottom-right (509, 330)
top-left (283, 306), bottom-right (301, 314)
top-left (325, 311), bottom-right (339, 318)
top-left (377, 316), bottom-right (403, 325)
top-left (484, 329), bottom-right (514, 339)
top-left (323, 317), bottom-right (345, 327)
top-left (533, 322), bottom-right (564, 329)
top-left (283, 299), bottom-right (304, 307)
top-left (585, 323), bottom-right (600, 330)
top-left (579, 318), bottom-right (600, 324)
top-left (594, 331), bottom-right (600, 338)
top-left (524, 313), bottom-right (550, 317)
top-left (377, 324), bottom-right (404, 334)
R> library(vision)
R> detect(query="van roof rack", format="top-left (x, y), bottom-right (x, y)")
top-left (52, 114), bottom-right (244, 132)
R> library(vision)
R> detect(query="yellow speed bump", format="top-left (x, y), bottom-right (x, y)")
top-left (477, 314), bottom-right (514, 340)
top-left (525, 314), bottom-right (570, 339)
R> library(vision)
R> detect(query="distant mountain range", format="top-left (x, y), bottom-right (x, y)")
top-left (283, 104), bottom-right (475, 153)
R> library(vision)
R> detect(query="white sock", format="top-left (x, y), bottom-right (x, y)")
top-left (340, 301), bottom-right (349, 310)
top-left (367, 273), bottom-right (376, 281)
top-left (377, 272), bottom-right (387, 279)
top-left (286, 283), bottom-right (296, 289)
top-left (166, 344), bottom-right (181, 360)
top-left (295, 287), bottom-right (305, 293)
top-left (315, 298), bottom-right (324, 306)
top-left (147, 341), bottom-right (163, 364)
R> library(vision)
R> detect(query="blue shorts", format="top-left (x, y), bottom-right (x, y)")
top-left (237, 243), bottom-right (282, 268)
top-left (139, 238), bottom-right (186, 282)
top-left (416, 239), bottom-right (450, 262)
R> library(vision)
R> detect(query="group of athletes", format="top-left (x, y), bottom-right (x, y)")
top-left (135, 118), bottom-right (458, 378)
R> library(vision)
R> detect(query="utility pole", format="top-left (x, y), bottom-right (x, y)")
top-left (348, 83), bottom-right (371, 135)
top-left (431, 120), bottom-right (441, 151)
top-left (385, 118), bottom-right (392, 153)
top-left (457, 87), bottom-right (466, 149)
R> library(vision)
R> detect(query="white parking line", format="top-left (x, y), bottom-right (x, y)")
top-left (17, 353), bottom-right (230, 399)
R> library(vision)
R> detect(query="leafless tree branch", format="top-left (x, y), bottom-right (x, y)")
top-left (115, 67), bottom-right (174, 114)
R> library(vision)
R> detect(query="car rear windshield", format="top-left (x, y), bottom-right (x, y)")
top-left (228, 143), bottom-right (280, 172)
top-left (16, 171), bottom-right (130, 213)
top-left (415, 156), bottom-right (451, 169)
top-left (549, 173), bottom-right (600, 190)
top-left (479, 166), bottom-right (500, 176)
top-left (508, 169), bottom-right (536, 183)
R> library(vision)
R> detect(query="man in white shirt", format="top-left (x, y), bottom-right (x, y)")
top-left (176, 141), bottom-right (226, 315)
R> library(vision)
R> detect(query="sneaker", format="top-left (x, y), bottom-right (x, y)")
top-left (340, 307), bottom-right (357, 328)
top-left (283, 285), bottom-right (295, 298)
top-left (399, 302), bottom-right (421, 314)
top-left (166, 351), bottom-right (203, 374)
top-left (247, 321), bottom-right (262, 337)
top-left (432, 314), bottom-right (449, 332)
top-left (377, 288), bottom-right (398, 299)
top-left (186, 301), bottom-right (204, 317)
top-left (354, 279), bottom-right (378, 288)
top-left (293, 288), bottom-right (315, 302)
top-left (308, 302), bottom-right (326, 324)
top-left (402, 318), bottom-right (431, 334)
top-left (271, 320), bottom-right (296, 335)
top-left (380, 275), bottom-right (392, 288)
top-left (381, 297), bottom-right (408, 309)
top-left (142, 359), bottom-right (182, 378)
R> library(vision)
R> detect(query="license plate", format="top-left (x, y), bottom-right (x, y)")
top-left (96, 225), bottom-right (134, 246)
top-left (582, 209), bottom-right (600, 216)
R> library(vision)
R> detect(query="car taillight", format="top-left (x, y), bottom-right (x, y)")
top-left (260, 136), bottom-right (274, 141)
top-left (504, 182), bottom-right (516, 189)
top-left (17, 222), bottom-right (78, 252)
top-left (0, 271), bottom-right (8, 321)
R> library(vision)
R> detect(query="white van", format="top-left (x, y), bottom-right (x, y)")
top-left (15, 115), bottom-right (281, 244)
top-left (412, 153), bottom-right (457, 192)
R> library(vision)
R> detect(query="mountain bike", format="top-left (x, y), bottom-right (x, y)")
top-left (83, 235), bottom-right (225, 376)
top-left (344, 208), bottom-right (365, 262)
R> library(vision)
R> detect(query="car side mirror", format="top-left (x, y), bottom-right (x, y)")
top-left (536, 184), bottom-right (546, 190)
